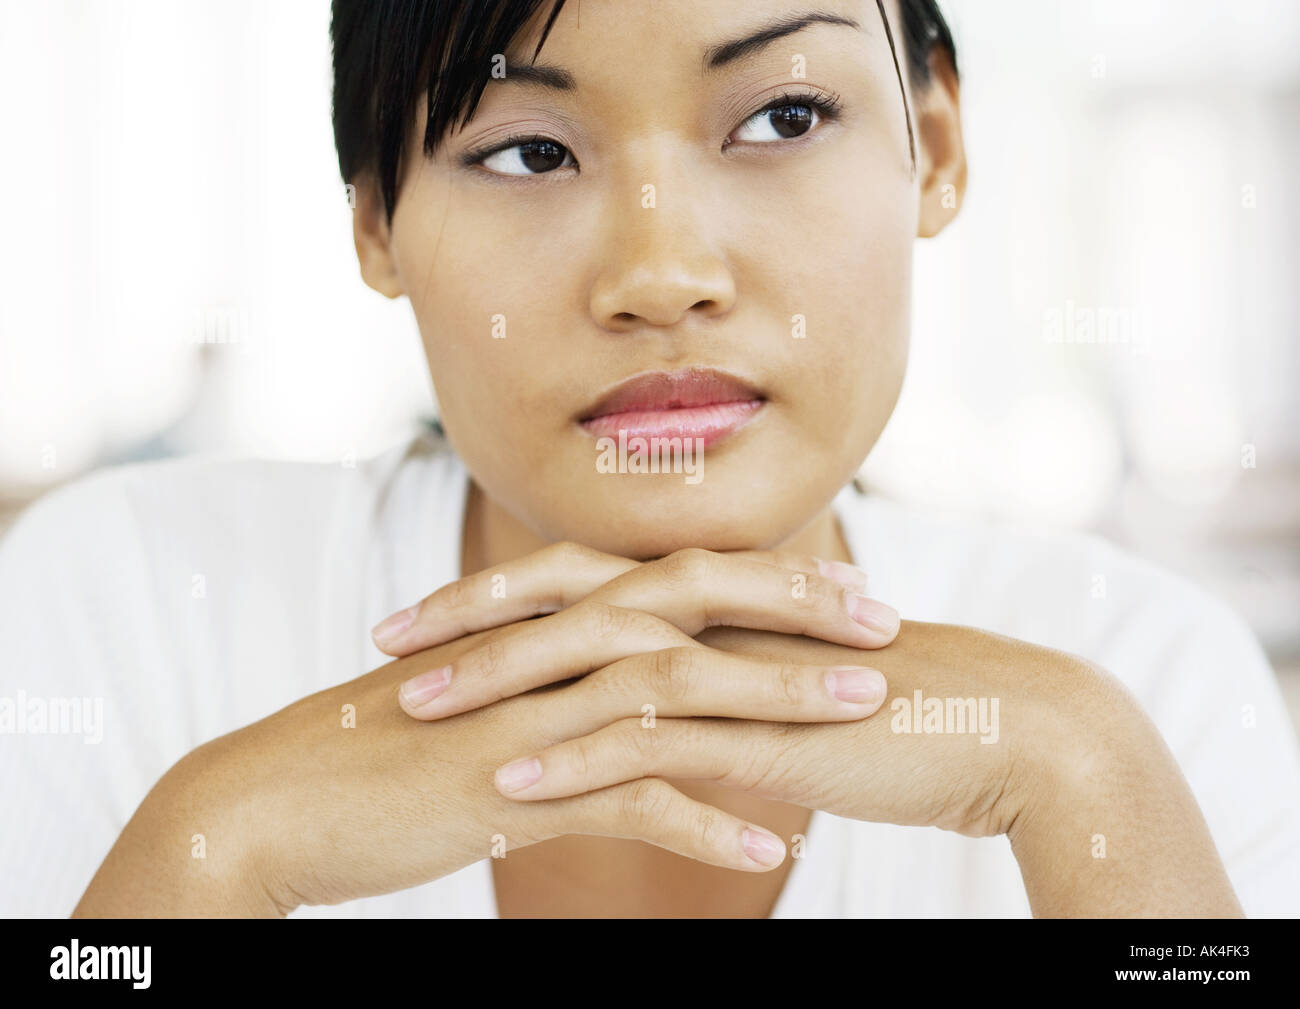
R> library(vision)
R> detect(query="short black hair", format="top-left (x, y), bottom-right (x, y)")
top-left (330, 0), bottom-right (958, 224)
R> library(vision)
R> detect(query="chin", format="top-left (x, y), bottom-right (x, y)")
top-left (545, 489), bottom-right (810, 559)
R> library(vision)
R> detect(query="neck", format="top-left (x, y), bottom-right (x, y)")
top-left (460, 480), bottom-right (857, 578)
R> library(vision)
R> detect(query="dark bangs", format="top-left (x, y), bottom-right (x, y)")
top-left (330, 0), bottom-right (957, 224)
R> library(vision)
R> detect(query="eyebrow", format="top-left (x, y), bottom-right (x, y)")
top-left (497, 9), bottom-right (862, 90)
top-left (703, 11), bottom-right (863, 71)
top-left (495, 62), bottom-right (575, 91)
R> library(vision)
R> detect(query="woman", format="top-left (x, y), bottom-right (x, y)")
top-left (4, 0), bottom-right (1299, 918)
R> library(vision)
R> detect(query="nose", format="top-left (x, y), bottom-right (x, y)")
top-left (588, 175), bottom-right (737, 332)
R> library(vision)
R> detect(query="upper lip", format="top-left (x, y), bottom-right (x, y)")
top-left (578, 366), bottom-right (765, 420)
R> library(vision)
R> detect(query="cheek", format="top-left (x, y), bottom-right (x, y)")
top-left (741, 144), bottom-right (914, 446)
top-left (397, 207), bottom-right (571, 467)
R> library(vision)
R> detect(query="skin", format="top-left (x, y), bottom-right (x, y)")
top-left (72, 0), bottom-right (1243, 917)
top-left (354, 0), bottom-right (957, 562)
top-left (360, 0), bottom-right (959, 914)
top-left (74, 548), bottom-right (908, 917)
top-left (380, 544), bottom-right (1244, 917)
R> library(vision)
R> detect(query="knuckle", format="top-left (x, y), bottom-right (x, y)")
top-left (774, 663), bottom-right (809, 707)
top-left (474, 634), bottom-right (511, 681)
top-left (619, 777), bottom-right (674, 830)
top-left (789, 552), bottom-right (821, 573)
top-left (757, 724), bottom-right (812, 791)
top-left (689, 801), bottom-right (726, 853)
top-left (437, 575), bottom-right (476, 615)
top-left (578, 660), bottom-right (623, 701)
top-left (769, 550), bottom-right (816, 573)
top-left (548, 540), bottom-right (595, 567)
top-left (806, 573), bottom-right (846, 611)
top-left (620, 716), bottom-right (660, 762)
top-left (624, 607), bottom-right (687, 647)
top-left (650, 646), bottom-right (700, 703)
top-left (565, 735), bottom-right (593, 782)
top-left (500, 795), bottom-right (555, 846)
top-left (584, 601), bottom-right (627, 641)
top-left (658, 547), bottom-right (711, 587)
top-left (719, 723), bottom-right (788, 791)
top-left (791, 577), bottom-right (846, 635)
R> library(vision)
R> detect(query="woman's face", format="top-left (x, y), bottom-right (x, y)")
top-left (358, 0), bottom-right (964, 559)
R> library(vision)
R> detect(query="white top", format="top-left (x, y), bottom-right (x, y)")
top-left (2, 429), bottom-right (1298, 918)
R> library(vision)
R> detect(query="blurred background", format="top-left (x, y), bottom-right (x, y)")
top-left (1, 0), bottom-right (1297, 727)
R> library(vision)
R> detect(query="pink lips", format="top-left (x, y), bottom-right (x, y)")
top-left (578, 367), bottom-right (765, 449)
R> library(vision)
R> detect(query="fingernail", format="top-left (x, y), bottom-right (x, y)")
top-left (399, 665), bottom-right (451, 708)
top-left (825, 666), bottom-right (886, 704)
top-left (496, 757), bottom-right (543, 793)
top-left (372, 604), bottom-right (418, 646)
top-left (817, 558), bottom-right (868, 592)
top-left (742, 828), bottom-right (785, 867)
top-left (847, 594), bottom-right (900, 635)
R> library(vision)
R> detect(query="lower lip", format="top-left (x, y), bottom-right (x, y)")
top-left (579, 399), bottom-right (765, 449)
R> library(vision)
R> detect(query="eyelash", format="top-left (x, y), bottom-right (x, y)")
top-left (458, 88), bottom-right (844, 176)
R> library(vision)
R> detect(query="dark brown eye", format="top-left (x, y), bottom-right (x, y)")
top-left (518, 140), bottom-right (568, 173)
top-left (479, 138), bottom-right (575, 176)
top-left (730, 93), bottom-right (839, 146)
top-left (767, 104), bottom-right (814, 139)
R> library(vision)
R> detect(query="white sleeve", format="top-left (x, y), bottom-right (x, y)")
top-left (0, 470), bottom-right (168, 917)
top-left (1119, 576), bottom-right (1300, 918)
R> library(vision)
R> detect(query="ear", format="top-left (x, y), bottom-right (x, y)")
top-left (351, 173), bottom-right (405, 298)
top-left (914, 47), bottom-right (966, 239)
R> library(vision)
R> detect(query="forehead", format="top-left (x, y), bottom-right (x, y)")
top-left (500, 0), bottom-right (881, 87)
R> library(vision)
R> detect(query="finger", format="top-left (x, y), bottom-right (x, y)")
top-left (726, 549), bottom-right (869, 594)
top-left (557, 646), bottom-right (888, 735)
top-left (402, 620), bottom-right (887, 728)
top-left (537, 776), bottom-right (788, 871)
top-left (398, 551), bottom-right (896, 719)
top-left (495, 717), bottom-right (788, 802)
top-left (371, 540), bottom-right (638, 656)
top-left (397, 602), bottom-right (694, 719)
top-left (588, 548), bottom-right (899, 648)
top-left (373, 542), bottom-right (870, 658)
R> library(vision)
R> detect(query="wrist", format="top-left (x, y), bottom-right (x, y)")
top-left (74, 742), bottom-right (291, 918)
top-left (1006, 662), bottom-right (1242, 916)
top-left (172, 740), bottom-right (294, 917)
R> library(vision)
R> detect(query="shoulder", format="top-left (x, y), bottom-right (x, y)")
top-left (838, 488), bottom-right (1286, 748)
top-left (0, 433), bottom-right (446, 690)
top-left (1, 433), bottom-right (437, 572)
top-left (837, 488), bottom-right (1266, 684)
